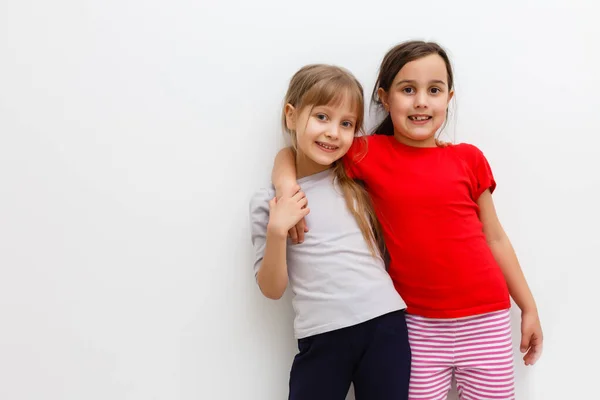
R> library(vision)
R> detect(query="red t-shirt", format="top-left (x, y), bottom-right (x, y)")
top-left (344, 135), bottom-right (510, 318)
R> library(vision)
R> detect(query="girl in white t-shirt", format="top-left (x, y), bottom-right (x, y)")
top-left (249, 64), bottom-right (409, 400)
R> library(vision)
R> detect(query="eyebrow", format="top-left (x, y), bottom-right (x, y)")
top-left (395, 79), bottom-right (447, 87)
top-left (313, 105), bottom-right (358, 120)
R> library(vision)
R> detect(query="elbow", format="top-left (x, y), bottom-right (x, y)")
top-left (262, 288), bottom-right (285, 300)
top-left (486, 236), bottom-right (500, 246)
top-left (486, 234), bottom-right (508, 248)
top-left (258, 284), bottom-right (286, 300)
top-left (256, 272), bottom-right (287, 300)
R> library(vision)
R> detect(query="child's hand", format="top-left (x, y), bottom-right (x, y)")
top-left (275, 183), bottom-right (300, 200)
top-left (267, 192), bottom-right (310, 239)
top-left (435, 138), bottom-right (453, 148)
top-left (274, 183), bottom-right (309, 244)
top-left (520, 310), bottom-right (543, 366)
top-left (288, 218), bottom-right (308, 245)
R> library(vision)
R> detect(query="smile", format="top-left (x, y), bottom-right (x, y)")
top-left (315, 141), bottom-right (339, 151)
top-left (408, 115), bottom-right (432, 121)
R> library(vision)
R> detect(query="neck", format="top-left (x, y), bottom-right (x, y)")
top-left (296, 151), bottom-right (330, 179)
top-left (393, 131), bottom-right (437, 148)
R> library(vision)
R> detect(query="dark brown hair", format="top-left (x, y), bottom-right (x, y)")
top-left (371, 41), bottom-right (454, 136)
top-left (282, 64), bottom-right (384, 256)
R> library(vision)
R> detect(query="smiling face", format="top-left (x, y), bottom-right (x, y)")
top-left (282, 65), bottom-right (364, 178)
top-left (285, 94), bottom-right (358, 178)
top-left (378, 53), bottom-right (454, 147)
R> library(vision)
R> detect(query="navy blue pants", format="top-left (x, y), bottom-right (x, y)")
top-left (288, 310), bottom-right (411, 400)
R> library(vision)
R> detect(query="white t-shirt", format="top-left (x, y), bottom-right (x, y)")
top-left (249, 169), bottom-right (406, 339)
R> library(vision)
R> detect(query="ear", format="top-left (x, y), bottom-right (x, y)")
top-left (284, 103), bottom-right (296, 130)
top-left (377, 88), bottom-right (389, 112)
top-left (447, 90), bottom-right (455, 105)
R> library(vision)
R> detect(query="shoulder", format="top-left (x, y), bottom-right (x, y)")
top-left (249, 187), bottom-right (274, 220)
top-left (451, 142), bottom-right (486, 164)
top-left (453, 142), bottom-right (483, 156)
top-left (347, 135), bottom-right (387, 161)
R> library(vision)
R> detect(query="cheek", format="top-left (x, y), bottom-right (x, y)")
top-left (389, 95), bottom-right (409, 114)
top-left (389, 106), bottom-right (409, 124)
top-left (340, 132), bottom-right (355, 149)
top-left (300, 120), bottom-right (319, 139)
top-left (295, 129), bottom-right (313, 149)
top-left (433, 99), bottom-right (449, 115)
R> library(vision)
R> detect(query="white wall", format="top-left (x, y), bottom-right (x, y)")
top-left (1, 0), bottom-right (598, 399)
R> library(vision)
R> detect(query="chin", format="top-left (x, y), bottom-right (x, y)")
top-left (317, 157), bottom-right (338, 166)
top-left (406, 133), bottom-right (436, 142)
top-left (313, 154), bottom-right (340, 166)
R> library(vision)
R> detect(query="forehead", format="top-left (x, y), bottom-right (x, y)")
top-left (315, 91), bottom-right (360, 116)
top-left (394, 54), bottom-right (448, 82)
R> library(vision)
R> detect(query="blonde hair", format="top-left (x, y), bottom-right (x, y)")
top-left (282, 64), bottom-right (384, 257)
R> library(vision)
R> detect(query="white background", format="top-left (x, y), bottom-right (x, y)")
top-left (1, 0), bottom-right (599, 399)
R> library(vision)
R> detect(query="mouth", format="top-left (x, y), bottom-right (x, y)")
top-left (315, 141), bottom-right (339, 152)
top-left (408, 115), bottom-right (432, 122)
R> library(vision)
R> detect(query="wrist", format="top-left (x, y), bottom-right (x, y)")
top-left (267, 223), bottom-right (288, 240)
top-left (275, 183), bottom-right (299, 199)
top-left (520, 304), bottom-right (538, 316)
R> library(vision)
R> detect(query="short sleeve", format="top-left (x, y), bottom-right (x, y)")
top-left (249, 188), bottom-right (273, 279)
top-left (342, 137), bottom-right (369, 180)
top-left (471, 146), bottom-right (497, 200)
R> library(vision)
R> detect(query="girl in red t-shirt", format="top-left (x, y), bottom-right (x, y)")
top-left (273, 41), bottom-right (543, 400)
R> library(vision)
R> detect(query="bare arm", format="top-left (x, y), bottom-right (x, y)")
top-left (478, 190), bottom-right (536, 312)
top-left (256, 222), bottom-right (289, 300)
top-left (272, 147), bottom-right (299, 198)
top-left (271, 147), bottom-right (308, 244)
top-left (256, 193), bottom-right (309, 299)
top-left (478, 189), bottom-right (543, 365)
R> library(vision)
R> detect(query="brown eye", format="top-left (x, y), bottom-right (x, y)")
top-left (402, 87), bottom-right (415, 94)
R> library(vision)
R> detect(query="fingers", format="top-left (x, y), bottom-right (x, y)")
top-left (435, 139), bottom-right (452, 148)
top-left (521, 331), bottom-right (543, 366)
top-left (523, 349), bottom-right (534, 365)
top-left (520, 332), bottom-right (531, 353)
top-left (299, 217), bottom-right (308, 234)
top-left (288, 216), bottom-right (310, 245)
top-left (298, 197), bottom-right (308, 209)
top-left (295, 220), bottom-right (305, 244)
top-left (294, 215), bottom-right (309, 244)
top-left (529, 333), bottom-right (543, 363)
top-left (288, 227), bottom-right (298, 244)
top-left (523, 342), bottom-right (543, 366)
top-left (292, 190), bottom-right (306, 202)
top-left (277, 191), bottom-right (309, 245)
top-left (293, 225), bottom-right (302, 244)
top-left (268, 197), bottom-right (276, 209)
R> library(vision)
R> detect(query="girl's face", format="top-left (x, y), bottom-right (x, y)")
top-left (379, 54), bottom-right (454, 147)
top-left (285, 96), bottom-right (358, 177)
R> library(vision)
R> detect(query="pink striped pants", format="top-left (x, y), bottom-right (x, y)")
top-left (406, 309), bottom-right (515, 400)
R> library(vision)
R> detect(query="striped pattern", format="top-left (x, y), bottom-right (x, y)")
top-left (406, 309), bottom-right (515, 400)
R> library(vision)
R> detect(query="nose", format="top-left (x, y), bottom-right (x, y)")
top-left (325, 124), bottom-right (340, 139)
top-left (414, 91), bottom-right (428, 109)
